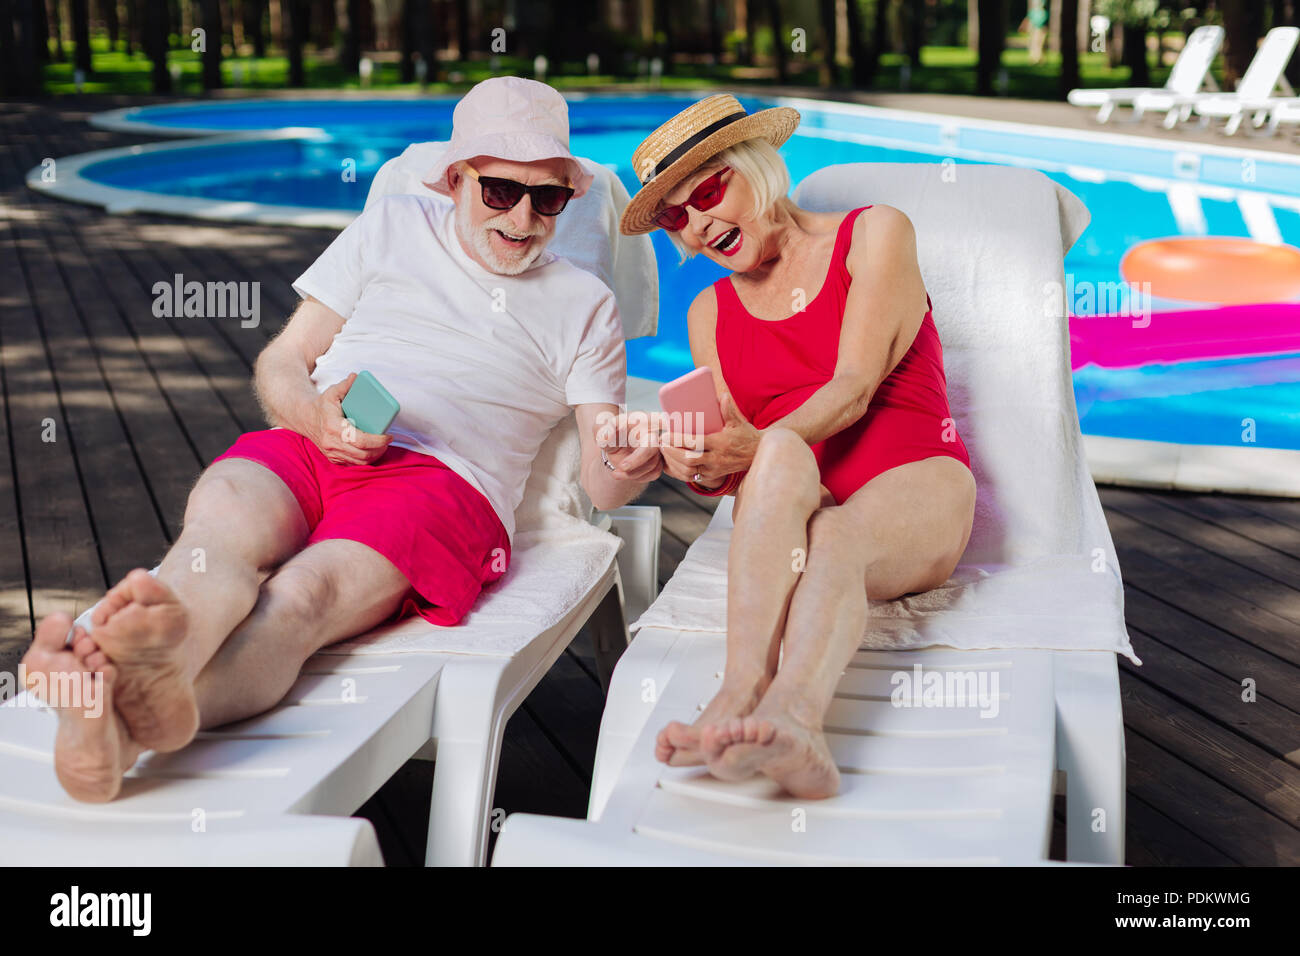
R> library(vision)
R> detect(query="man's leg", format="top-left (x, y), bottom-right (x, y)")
top-left (191, 538), bottom-right (413, 729)
top-left (73, 458), bottom-right (310, 752)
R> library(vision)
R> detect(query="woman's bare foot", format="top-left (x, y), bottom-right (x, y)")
top-left (82, 569), bottom-right (197, 753)
top-left (22, 613), bottom-right (142, 802)
top-left (655, 676), bottom-right (769, 767)
top-left (701, 709), bottom-right (840, 799)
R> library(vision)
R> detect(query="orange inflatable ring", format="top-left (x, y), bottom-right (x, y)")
top-left (1120, 237), bottom-right (1300, 305)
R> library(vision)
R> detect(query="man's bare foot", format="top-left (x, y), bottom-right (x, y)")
top-left (700, 710), bottom-right (840, 799)
top-left (654, 678), bottom-right (769, 767)
top-left (81, 568), bottom-right (197, 753)
top-left (22, 613), bottom-right (142, 802)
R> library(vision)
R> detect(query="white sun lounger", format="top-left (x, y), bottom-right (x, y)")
top-left (1143, 26), bottom-right (1299, 131)
top-left (492, 163), bottom-right (1133, 866)
top-left (1067, 25), bottom-right (1223, 124)
top-left (0, 148), bottom-right (660, 867)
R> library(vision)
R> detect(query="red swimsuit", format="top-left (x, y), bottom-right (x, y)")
top-left (714, 205), bottom-right (971, 504)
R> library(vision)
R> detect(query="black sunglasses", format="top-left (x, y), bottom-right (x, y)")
top-left (462, 162), bottom-right (575, 216)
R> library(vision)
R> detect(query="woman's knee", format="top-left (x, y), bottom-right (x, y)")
top-left (746, 428), bottom-right (820, 512)
top-left (806, 505), bottom-right (871, 567)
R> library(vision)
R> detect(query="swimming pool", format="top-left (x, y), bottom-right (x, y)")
top-left (34, 94), bottom-right (1300, 493)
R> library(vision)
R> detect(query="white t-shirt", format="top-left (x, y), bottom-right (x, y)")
top-left (293, 194), bottom-right (626, 541)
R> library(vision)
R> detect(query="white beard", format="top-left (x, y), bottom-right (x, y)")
top-left (454, 186), bottom-right (548, 276)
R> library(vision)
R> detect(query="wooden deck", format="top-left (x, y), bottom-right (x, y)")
top-left (1, 96), bottom-right (1297, 866)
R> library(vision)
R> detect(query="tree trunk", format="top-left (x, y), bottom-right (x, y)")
top-left (1120, 19), bottom-right (1147, 87)
top-left (0, 0), bottom-right (17, 95)
top-left (1220, 0), bottom-right (1255, 89)
top-left (454, 0), bottom-right (468, 59)
top-left (817, 0), bottom-right (836, 85)
top-left (286, 0), bottom-right (305, 85)
top-left (1057, 0), bottom-right (1078, 98)
top-left (122, 0), bottom-right (133, 56)
top-left (845, 0), bottom-right (873, 86)
top-left (1276, 0), bottom-right (1299, 88)
top-left (245, 0), bottom-right (264, 56)
top-left (655, 0), bottom-right (673, 72)
top-left (200, 0), bottom-right (222, 87)
top-left (870, 0), bottom-right (887, 75)
top-left (337, 0), bottom-right (358, 72)
top-left (966, 0), bottom-right (977, 50)
top-left (399, 0), bottom-right (412, 79)
top-left (905, 0), bottom-right (923, 62)
top-left (101, 0), bottom-right (119, 48)
top-left (707, 0), bottom-right (720, 62)
top-left (145, 0), bottom-right (171, 90)
top-left (32, 0), bottom-right (50, 63)
top-left (15, 0), bottom-right (39, 91)
top-left (1047, 0), bottom-right (1060, 53)
top-left (71, 0), bottom-right (91, 73)
top-left (50, 0), bottom-right (64, 62)
top-left (975, 0), bottom-right (1003, 95)
top-left (766, 0), bottom-right (785, 82)
top-left (743, 0), bottom-right (756, 64)
top-left (413, 0), bottom-right (433, 80)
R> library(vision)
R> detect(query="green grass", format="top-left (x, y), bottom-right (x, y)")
top-left (40, 32), bottom-right (1195, 99)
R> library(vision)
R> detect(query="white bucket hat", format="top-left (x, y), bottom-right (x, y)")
top-left (422, 76), bottom-right (594, 199)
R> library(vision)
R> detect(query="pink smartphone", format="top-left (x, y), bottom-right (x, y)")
top-left (658, 366), bottom-right (725, 437)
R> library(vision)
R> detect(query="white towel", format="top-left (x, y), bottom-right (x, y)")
top-left (632, 504), bottom-right (1139, 664)
top-left (321, 516), bottom-right (620, 658)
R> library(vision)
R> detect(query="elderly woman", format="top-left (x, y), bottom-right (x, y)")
top-left (618, 95), bottom-right (976, 799)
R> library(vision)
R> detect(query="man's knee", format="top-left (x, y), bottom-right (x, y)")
top-left (747, 428), bottom-right (820, 511)
top-left (258, 562), bottom-right (337, 633)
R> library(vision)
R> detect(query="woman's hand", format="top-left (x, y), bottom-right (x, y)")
top-left (309, 373), bottom-right (394, 466)
top-left (660, 392), bottom-right (761, 485)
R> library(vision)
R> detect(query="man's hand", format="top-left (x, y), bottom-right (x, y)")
top-left (308, 373), bottom-right (393, 466)
top-left (599, 410), bottom-right (663, 483)
top-left (660, 392), bottom-right (761, 485)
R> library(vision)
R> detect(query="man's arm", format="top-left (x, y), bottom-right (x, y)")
top-left (254, 296), bottom-right (391, 465)
top-left (576, 402), bottom-right (661, 511)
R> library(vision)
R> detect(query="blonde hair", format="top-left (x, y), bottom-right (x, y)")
top-left (663, 138), bottom-right (794, 263)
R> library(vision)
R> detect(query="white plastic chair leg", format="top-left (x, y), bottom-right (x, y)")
top-left (1054, 651), bottom-right (1126, 865)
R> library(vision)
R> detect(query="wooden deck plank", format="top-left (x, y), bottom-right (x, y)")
top-left (1124, 730), bottom-right (1300, 866)
top-left (1121, 668), bottom-right (1300, 827)
top-left (1106, 509), bottom-right (1300, 666)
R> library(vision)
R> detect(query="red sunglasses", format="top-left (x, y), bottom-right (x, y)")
top-left (652, 167), bottom-right (731, 231)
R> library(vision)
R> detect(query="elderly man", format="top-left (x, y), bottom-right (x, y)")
top-left (21, 77), bottom-right (661, 802)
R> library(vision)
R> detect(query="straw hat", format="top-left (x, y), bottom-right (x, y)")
top-left (620, 94), bottom-right (800, 235)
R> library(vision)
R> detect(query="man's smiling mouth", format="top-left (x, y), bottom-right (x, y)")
top-left (494, 228), bottom-right (532, 246)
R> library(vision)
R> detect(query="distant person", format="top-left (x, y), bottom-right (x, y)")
top-left (1022, 0), bottom-right (1050, 64)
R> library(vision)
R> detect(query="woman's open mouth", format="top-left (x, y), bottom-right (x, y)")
top-left (708, 227), bottom-right (743, 257)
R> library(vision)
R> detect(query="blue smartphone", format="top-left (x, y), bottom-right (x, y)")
top-left (341, 370), bottom-right (400, 435)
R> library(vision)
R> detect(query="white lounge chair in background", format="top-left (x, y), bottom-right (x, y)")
top-left (1149, 26), bottom-right (1299, 132)
top-left (0, 148), bottom-right (661, 867)
top-left (1264, 96), bottom-right (1300, 136)
top-left (493, 163), bottom-right (1133, 866)
top-left (1067, 24), bottom-right (1223, 124)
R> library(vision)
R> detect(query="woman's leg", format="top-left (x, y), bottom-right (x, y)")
top-left (701, 455), bottom-right (976, 797)
top-left (655, 428), bottom-right (826, 765)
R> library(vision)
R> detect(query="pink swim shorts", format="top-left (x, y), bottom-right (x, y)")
top-left (213, 428), bottom-right (509, 626)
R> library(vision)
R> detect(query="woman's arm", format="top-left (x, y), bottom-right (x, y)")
top-left (764, 205), bottom-right (929, 446)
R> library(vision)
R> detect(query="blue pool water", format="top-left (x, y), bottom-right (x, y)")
top-left (85, 95), bottom-right (1300, 452)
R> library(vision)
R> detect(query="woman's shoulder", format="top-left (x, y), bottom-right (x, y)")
top-left (688, 284), bottom-right (720, 326)
top-left (845, 204), bottom-right (915, 259)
